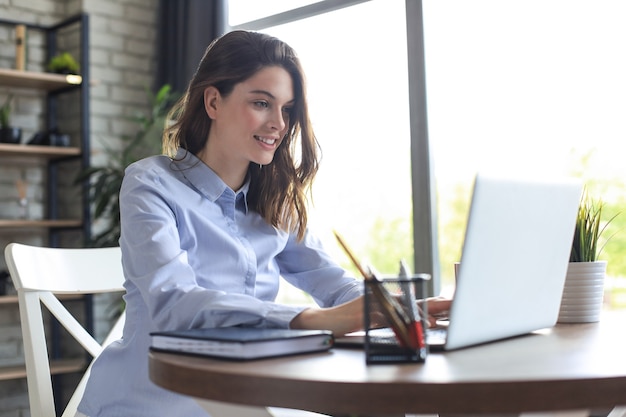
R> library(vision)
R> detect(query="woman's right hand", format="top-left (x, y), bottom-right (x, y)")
top-left (290, 294), bottom-right (453, 336)
top-left (289, 296), bottom-right (365, 336)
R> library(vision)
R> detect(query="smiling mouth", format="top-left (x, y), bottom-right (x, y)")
top-left (254, 135), bottom-right (278, 146)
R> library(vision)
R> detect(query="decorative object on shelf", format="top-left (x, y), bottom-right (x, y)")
top-left (558, 189), bottom-right (619, 323)
top-left (75, 84), bottom-right (178, 247)
top-left (27, 128), bottom-right (70, 147)
top-left (15, 24), bottom-right (26, 71)
top-left (0, 94), bottom-right (21, 144)
top-left (47, 51), bottom-right (80, 75)
top-left (15, 175), bottom-right (29, 219)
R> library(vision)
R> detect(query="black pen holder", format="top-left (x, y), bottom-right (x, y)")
top-left (364, 274), bottom-right (430, 364)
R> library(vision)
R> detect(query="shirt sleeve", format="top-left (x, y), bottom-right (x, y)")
top-left (277, 231), bottom-right (364, 308)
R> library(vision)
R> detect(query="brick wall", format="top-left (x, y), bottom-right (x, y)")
top-left (0, 0), bottom-right (159, 415)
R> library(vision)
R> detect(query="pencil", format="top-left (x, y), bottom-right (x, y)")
top-left (333, 230), bottom-right (413, 347)
top-left (332, 230), bottom-right (371, 280)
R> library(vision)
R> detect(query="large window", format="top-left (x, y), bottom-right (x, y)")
top-left (229, 1), bottom-right (415, 290)
top-left (423, 0), bottom-right (626, 305)
top-left (229, 0), bottom-right (626, 308)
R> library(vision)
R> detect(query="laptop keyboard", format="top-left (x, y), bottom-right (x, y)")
top-left (366, 327), bottom-right (448, 347)
top-left (426, 327), bottom-right (448, 346)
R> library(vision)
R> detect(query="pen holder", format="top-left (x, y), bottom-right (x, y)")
top-left (364, 274), bottom-right (430, 364)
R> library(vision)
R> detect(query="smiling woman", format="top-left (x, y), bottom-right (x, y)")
top-left (198, 66), bottom-right (294, 188)
top-left (75, 29), bottom-right (423, 417)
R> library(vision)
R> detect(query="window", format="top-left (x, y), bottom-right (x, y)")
top-left (229, 1), bottom-right (415, 288)
top-left (228, 0), bottom-right (626, 308)
top-left (228, 0), bottom-right (320, 26)
top-left (423, 0), bottom-right (626, 304)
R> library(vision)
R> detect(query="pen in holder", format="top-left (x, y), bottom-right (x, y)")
top-left (364, 274), bottom-right (430, 364)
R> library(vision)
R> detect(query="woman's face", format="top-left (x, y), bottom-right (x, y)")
top-left (203, 65), bottom-right (294, 177)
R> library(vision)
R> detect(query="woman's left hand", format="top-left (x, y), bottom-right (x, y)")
top-left (420, 296), bottom-right (452, 328)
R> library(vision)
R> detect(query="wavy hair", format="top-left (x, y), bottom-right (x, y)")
top-left (162, 30), bottom-right (320, 241)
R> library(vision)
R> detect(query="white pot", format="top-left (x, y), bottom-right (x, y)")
top-left (558, 261), bottom-right (607, 323)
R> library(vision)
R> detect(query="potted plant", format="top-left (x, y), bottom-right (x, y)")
top-left (558, 189), bottom-right (618, 323)
top-left (47, 52), bottom-right (80, 75)
top-left (76, 84), bottom-right (178, 247)
top-left (0, 95), bottom-right (22, 144)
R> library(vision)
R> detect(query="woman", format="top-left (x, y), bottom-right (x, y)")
top-left (77, 30), bottom-right (450, 417)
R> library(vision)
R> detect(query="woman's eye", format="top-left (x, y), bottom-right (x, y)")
top-left (254, 101), bottom-right (269, 108)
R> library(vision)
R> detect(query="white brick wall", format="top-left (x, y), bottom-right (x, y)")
top-left (0, 0), bottom-right (159, 415)
top-left (84, 0), bottom-right (158, 167)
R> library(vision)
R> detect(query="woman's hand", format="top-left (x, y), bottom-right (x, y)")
top-left (290, 296), bottom-right (365, 336)
top-left (419, 296), bottom-right (452, 328)
top-left (289, 295), bottom-right (453, 336)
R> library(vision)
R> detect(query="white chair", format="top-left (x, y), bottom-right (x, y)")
top-left (4, 243), bottom-right (126, 417)
top-left (5, 243), bottom-right (323, 417)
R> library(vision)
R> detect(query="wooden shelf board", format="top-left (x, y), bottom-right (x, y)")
top-left (0, 143), bottom-right (80, 159)
top-left (0, 219), bottom-right (83, 229)
top-left (0, 294), bottom-right (84, 305)
top-left (0, 295), bottom-right (18, 304)
top-left (0, 68), bottom-right (82, 91)
top-left (0, 358), bottom-right (86, 381)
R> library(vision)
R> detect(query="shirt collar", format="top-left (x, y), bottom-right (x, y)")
top-left (174, 148), bottom-right (250, 214)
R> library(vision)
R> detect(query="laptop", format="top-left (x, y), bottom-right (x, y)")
top-left (338, 173), bottom-right (582, 351)
top-left (429, 173), bottom-right (582, 350)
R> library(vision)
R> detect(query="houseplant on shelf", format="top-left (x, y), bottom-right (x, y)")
top-left (558, 189), bottom-right (618, 323)
top-left (47, 52), bottom-right (80, 75)
top-left (0, 95), bottom-right (22, 144)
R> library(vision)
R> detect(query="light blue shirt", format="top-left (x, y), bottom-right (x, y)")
top-left (78, 149), bottom-right (362, 417)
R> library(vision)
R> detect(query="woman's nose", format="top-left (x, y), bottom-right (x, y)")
top-left (269, 108), bottom-right (287, 131)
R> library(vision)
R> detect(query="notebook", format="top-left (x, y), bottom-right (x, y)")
top-left (338, 173), bottom-right (582, 351)
top-left (151, 327), bottom-right (334, 360)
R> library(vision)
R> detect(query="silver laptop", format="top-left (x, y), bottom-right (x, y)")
top-left (428, 173), bottom-right (582, 350)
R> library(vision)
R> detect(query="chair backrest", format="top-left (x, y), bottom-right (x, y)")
top-left (4, 243), bottom-right (126, 417)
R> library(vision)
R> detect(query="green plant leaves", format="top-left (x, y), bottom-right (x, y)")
top-left (0, 94), bottom-right (13, 127)
top-left (570, 189), bottom-right (619, 262)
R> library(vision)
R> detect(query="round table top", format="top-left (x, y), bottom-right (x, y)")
top-left (149, 310), bottom-right (626, 415)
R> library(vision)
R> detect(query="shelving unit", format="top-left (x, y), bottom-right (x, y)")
top-left (0, 14), bottom-right (92, 413)
top-left (0, 14), bottom-right (91, 243)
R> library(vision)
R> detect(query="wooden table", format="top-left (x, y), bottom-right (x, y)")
top-left (149, 310), bottom-right (626, 416)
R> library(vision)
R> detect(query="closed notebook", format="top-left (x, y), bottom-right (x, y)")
top-left (150, 327), bottom-right (334, 360)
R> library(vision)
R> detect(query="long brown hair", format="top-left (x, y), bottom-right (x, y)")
top-left (163, 30), bottom-right (320, 241)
